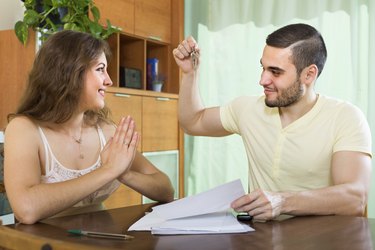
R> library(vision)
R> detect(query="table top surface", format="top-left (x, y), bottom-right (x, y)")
top-left (7, 203), bottom-right (375, 250)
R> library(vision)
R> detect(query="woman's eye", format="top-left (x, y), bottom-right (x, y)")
top-left (97, 67), bottom-right (105, 72)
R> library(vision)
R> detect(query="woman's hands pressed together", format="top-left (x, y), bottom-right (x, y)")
top-left (101, 116), bottom-right (139, 177)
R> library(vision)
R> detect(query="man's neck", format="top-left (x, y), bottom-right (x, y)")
top-left (279, 92), bottom-right (318, 128)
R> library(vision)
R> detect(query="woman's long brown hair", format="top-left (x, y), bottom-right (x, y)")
top-left (8, 30), bottom-right (113, 126)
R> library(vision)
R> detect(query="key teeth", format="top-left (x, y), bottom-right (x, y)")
top-left (190, 49), bottom-right (198, 70)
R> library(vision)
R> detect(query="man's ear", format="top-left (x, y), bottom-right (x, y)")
top-left (303, 64), bottom-right (318, 85)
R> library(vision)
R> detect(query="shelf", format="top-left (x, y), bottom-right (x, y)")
top-left (98, 0), bottom-right (185, 206)
top-left (97, 0), bottom-right (182, 95)
top-left (106, 32), bottom-right (174, 94)
top-left (107, 86), bottom-right (178, 99)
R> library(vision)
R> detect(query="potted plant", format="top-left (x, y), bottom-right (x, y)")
top-left (14, 0), bottom-right (121, 45)
top-left (151, 74), bottom-right (166, 92)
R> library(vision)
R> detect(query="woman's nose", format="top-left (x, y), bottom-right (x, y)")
top-left (104, 72), bottom-right (113, 86)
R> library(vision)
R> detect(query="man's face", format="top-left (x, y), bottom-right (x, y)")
top-left (259, 45), bottom-right (304, 108)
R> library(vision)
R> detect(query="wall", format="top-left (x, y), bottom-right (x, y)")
top-left (0, 0), bottom-right (23, 31)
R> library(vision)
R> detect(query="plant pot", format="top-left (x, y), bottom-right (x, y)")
top-left (152, 83), bottom-right (163, 92)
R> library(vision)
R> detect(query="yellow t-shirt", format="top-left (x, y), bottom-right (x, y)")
top-left (220, 95), bottom-right (372, 192)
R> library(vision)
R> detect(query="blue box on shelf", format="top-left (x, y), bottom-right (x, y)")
top-left (147, 58), bottom-right (159, 90)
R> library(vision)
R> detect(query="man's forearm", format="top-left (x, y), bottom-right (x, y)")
top-left (178, 71), bottom-right (205, 134)
top-left (281, 183), bottom-right (367, 216)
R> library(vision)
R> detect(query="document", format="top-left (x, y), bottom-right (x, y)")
top-left (128, 179), bottom-right (254, 235)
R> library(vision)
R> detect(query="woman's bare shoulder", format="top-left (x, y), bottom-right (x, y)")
top-left (5, 116), bottom-right (40, 149)
top-left (6, 116), bottom-right (39, 134)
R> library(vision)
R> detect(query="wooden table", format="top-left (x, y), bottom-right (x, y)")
top-left (5, 204), bottom-right (375, 250)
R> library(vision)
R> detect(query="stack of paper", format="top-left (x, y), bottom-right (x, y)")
top-left (128, 179), bottom-right (254, 235)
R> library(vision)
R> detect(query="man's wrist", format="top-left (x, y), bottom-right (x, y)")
top-left (279, 191), bottom-right (292, 215)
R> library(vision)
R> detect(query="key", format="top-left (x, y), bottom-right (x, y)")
top-left (190, 47), bottom-right (198, 70)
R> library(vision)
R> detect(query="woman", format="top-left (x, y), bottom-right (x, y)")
top-left (4, 30), bottom-right (174, 224)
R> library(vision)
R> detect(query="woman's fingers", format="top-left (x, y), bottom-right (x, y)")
top-left (122, 119), bottom-right (135, 147)
top-left (112, 116), bottom-right (137, 148)
top-left (128, 131), bottom-right (139, 148)
top-left (113, 116), bottom-right (126, 144)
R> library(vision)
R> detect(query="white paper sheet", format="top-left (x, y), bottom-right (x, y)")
top-left (151, 211), bottom-right (253, 235)
top-left (151, 179), bottom-right (246, 220)
top-left (128, 179), bottom-right (254, 235)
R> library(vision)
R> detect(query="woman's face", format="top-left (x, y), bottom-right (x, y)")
top-left (80, 52), bottom-right (113, 111)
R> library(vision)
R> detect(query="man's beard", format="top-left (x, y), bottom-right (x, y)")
top-left (265, 79), bottom-right (304, 108)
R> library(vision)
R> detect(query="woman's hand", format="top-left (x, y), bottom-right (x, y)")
top-left (100, 116), bottom-right (139, 177)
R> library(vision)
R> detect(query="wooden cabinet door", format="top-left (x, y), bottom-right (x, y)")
top-left (103, 184), bottom-right (142, 209)
top-left (135, 0), bottom-right (171, 42)
top-left (103, 92), bottom-right (143, 208)
top-left (105, 92), bottom-right (142, 150)
top-left (142, 96), bottom-right (178, 152)
top-left (0, 30), bottom-right (35, 130)
top-left (95, 0), bottom-right (135, 34)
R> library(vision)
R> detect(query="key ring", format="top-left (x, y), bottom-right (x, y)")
top-left (190, 47), bottom-right (198, 70)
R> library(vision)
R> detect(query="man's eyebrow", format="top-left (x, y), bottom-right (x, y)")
top-left (268, 66), bottom-right (285, 72)
top-left (260, 59), bottom-right (285, 72)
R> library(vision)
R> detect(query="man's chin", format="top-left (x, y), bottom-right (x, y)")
top-left (265, 99), bottom-right (278, 108)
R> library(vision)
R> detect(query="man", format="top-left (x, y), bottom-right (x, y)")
top-left (173, 23), bottom-right (372, 221)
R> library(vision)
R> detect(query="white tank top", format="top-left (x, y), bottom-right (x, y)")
top-left (38, 126), bottom-right (120, 210)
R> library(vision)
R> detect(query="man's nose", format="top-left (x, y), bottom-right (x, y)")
top-left (259, 72), bottom-right (272, 86)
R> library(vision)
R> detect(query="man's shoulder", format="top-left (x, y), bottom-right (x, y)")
top-left (320, 95), bottom-right (361, 112)
top-left (319, 95), bottom-right (367, 122)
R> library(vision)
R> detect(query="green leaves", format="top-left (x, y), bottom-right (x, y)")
top-left (103, 20), bottom-right (119, 40)
top-left (63, 22), bottom-right (79, 31)
top-left (23, 9), bottom-right (40, 26)
top-left (88, 21), bottom-right (103, 38)
top-left (14, 21), bottom-right (29, 45)
top-left (90, 6), bottom-right (100, 22)
top-left (14, 0), bottom-right (121, 45)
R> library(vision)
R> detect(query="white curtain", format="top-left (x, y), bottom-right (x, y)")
top-left (183, 0), bottom-right (375, 218)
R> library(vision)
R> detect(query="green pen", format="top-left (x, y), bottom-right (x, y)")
top-left (68, 229), bottom-right (134, 240)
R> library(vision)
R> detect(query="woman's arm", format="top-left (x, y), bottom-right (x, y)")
top-left (100, 120), bottom-right (174, 203)
top-left (117, 152), bottom-right (175, 203)
top-left (4, 116), bottom-right (137, 224)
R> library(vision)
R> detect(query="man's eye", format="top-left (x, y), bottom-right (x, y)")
top-left (271, 70), bottom-right (281, 76)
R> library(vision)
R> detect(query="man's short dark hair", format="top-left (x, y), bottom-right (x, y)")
top-left (266, 23), bottom-right (327, 77)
